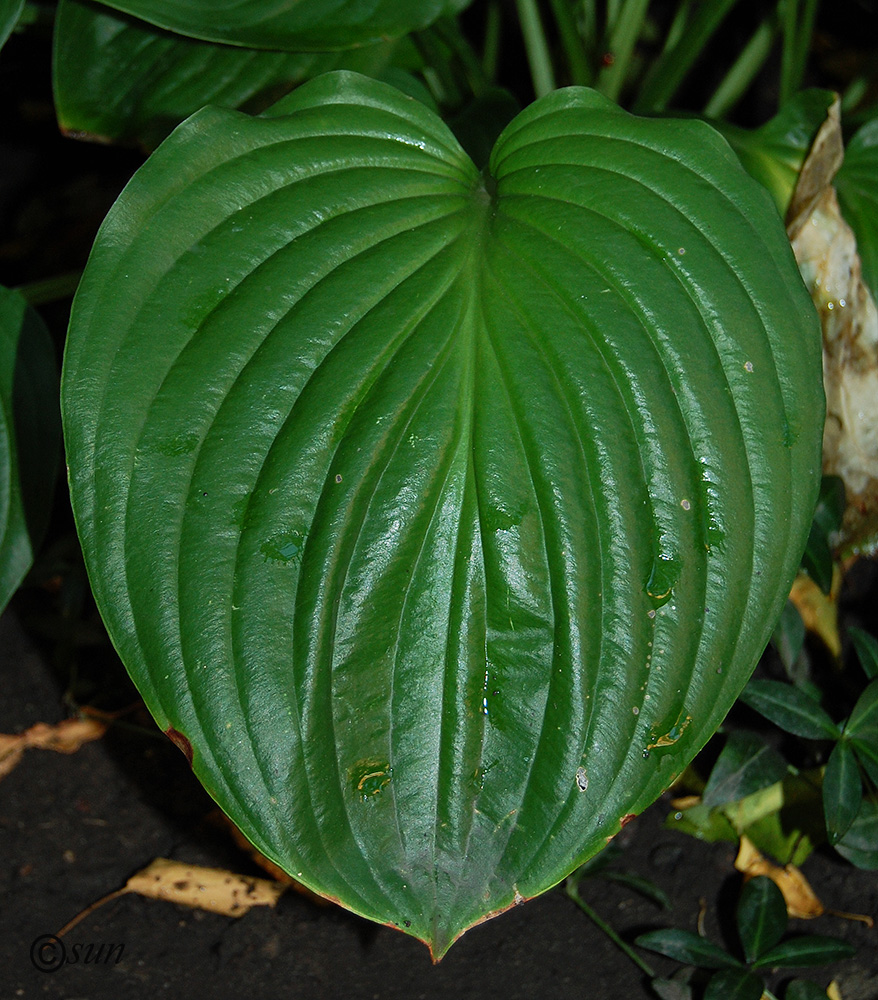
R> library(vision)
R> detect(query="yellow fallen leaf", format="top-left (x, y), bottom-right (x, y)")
top-left (789, 570), bottom-right (841, 659)
top-left (735, 838), bottom-right (873, 927)
top-left (827, 981), bottom-right (843, 1000)
top-left (58, 857), bottom-right (287, 937)
top-left (735, 836), bottom-right (824, 918)
top-left (0, 717), bottom-right (107, 780)
top-left (123, 858), bottom-right (285, 916)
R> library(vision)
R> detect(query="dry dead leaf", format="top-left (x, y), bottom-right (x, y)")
top-left (789, 98), bottom-right (878, 556)
top-left (58, 857), bottom-right (287, 937)
top-left (789, 569), bottom-right (842, 658)
top-left (0, 717), bottom-right (107, 780)
top-left (735, 837), bottom-right (873, 926)
top-left (735, 836), bottom-right (824, 918)
top-left (123, 858), bottom-right (285, 916)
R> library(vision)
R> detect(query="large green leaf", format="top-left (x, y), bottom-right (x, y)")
top-left (91, 0), bottom-right (471, 51)
top-left (836, 117), bottom-right (878, 304)
top-left (53, 0), bottom-right (407, 149)
top-left (0, 287), bottom-right (60, 612)
top-left (62, 72), bottom-right (824, 957)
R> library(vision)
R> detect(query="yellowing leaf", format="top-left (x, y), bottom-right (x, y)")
top-left (735, 836), bottom-right (824, 918)
top-left (123, 858), bottom-right (285, 916)
top-left (789, 570), bottom-right (841, 658)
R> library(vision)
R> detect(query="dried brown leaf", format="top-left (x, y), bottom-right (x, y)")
top-left (0, 717), bottom-right (107, 780)
top-left (123, 858), bottom-right (285, 917)
top-left (789, 99), bottom-right (878, 555)
top-left (735, 836), bottom-right (824, 918)
top-left (789, 569), bottom-right (842, 657)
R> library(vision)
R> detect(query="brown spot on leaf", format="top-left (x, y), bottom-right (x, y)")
top-left (165, 727), bottom-right (193, 766)
top-left (620, 813), bottom-right (637, 828)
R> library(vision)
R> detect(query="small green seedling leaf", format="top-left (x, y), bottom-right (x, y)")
top-left (740, 679), bottom-right (840, 740)
top-left (851, 738), bottom-right (878, 787)
top-left (785, 981), bottom-right (835, 1000)
top-left (737, 875), bottom-right (788, 964)
top-left (754, 935), bottom-right (857, 969)
top-left (702, 731), bottom-right (788, 809)
top-left (90, 0), bottom-right (471, 51)
top-left (834, 796), bottom-right (878, 869)
top-left (801, 476), bottom-right (845, 595)
top-left (822, 740), bottom-right (862, 845)
top-left (651, 978), bottom-right (693, 1000)
top-left (845, 679), bottom-right (878, 743)
top-left (635, 929), bottom-right (741, 970)
top-left (704, 968), bottom-right (764, 1000)
top-left (849, 626), bottom-right (878, 681)
top-left (772, 599), bottom-right (806, 678)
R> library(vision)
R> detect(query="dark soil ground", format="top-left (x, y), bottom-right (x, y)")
top-left (1, 600), bottom-right (876, 1000)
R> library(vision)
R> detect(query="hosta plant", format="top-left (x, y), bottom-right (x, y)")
top-left (60, 67), bottom-right (824, 957)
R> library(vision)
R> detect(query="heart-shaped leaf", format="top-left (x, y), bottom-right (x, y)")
top-left (62, 72), bottom-right (824, 957)
top-left (0, 286), bottom-right (60, 611)
top-left (53, 0), bottom-right (406, 149)
top-left (91, 0), bottom-right (471, 51)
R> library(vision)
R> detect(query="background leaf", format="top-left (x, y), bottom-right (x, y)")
top-left (753, 935), bottom-right (857, 969)
top-left (91, 0), bottom-right (472, 51)
top-left (62, 73), bottom-right (825, 954)
top-left (715, 89), bottom-right (836, 219)
top-left (785, 981), bottom-right (835, 1000)
top-left (635, 929), bottom-right (740, 970)
top-left (834, 796), bottom-right (878, 869)
top-left (800, 475), bottom-right (845, 594)
top-left (0, 0), bottom-right (23, 50)
top-left (740, 679), bottom-right (840, 740)
top-left (849, 626), bottom-right (878, 680)
top-left (736, 875), bottom-right (788, 964)
top-left (822, 739), bottom-right (862, 845)
top-left (702, 731), bottom-right (789, 809)
top-left (703, 968), bottom-right (765, 1000)
top-left (53, 0), bottom-right (409, 150)
top-left (0, 286), bottom-right (60, 613)
top-left (835, 117), bottom-right (878, 304)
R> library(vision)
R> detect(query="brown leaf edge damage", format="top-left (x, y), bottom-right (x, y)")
top-left (165, 727), bottom-right (193, 767)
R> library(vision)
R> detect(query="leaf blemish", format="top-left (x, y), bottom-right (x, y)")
top-left (165, 727), bottom-right (193, 766)
top-left (575, 766), bottom-right (588, 791)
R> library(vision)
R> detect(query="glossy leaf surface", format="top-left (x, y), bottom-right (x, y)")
top-left (92, 0), bottom-right (471, 51)
top-left (0, 287), bottom-right (60, 611)
top-left (62, 73), bottom-right (824, 955)
top-left (53, 0), bottom-right (405, 149)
